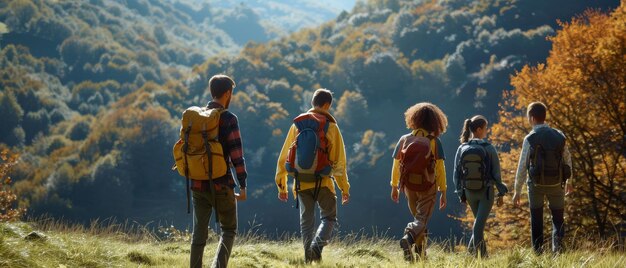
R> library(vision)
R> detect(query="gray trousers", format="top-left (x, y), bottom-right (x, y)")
top-left (465, 186), bottom-right (494, 257)
top-left (298, 187), bottom-right (337, 260)
top-left (528, 184), bottom-right (565, 253)
top-left (190, 187), bottom-right (237, 268)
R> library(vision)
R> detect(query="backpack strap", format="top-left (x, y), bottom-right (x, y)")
top-left (201, 130), bottom-right (220, 225)
top-left (413, 129), bottom-right (438, 159)
top-left (430, 137), bottom-right (438, 160)
top-left (184, 122), bottom-right (192, 214)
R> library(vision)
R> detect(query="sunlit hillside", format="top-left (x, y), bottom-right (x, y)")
top-left (0, 0), bottom-right (623, 247)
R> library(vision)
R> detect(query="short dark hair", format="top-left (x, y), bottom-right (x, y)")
top-left (311, 88), bottom-right (333, 107)
top-left (209, 74), bottom-right (236, 98)
top-left (527, 102), bottom-right (547, 122)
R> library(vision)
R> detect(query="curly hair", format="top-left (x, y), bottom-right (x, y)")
top-left (404, 102), bottom-right (448, 137)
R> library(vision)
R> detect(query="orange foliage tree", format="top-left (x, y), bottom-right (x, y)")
top-left (0, 149), bottom-right (26, 221)
top-left (477, 4), bottom-right (626, 245)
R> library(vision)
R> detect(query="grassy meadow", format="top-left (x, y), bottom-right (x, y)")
top-left (1, 220), bottom-right (624, 268)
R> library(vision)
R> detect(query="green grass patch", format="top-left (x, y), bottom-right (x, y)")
top-left (1, 221), bottom-right (625, 267)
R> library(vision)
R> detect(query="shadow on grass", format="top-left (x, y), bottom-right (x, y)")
top-left (127, 250), bottom-right (154, 265)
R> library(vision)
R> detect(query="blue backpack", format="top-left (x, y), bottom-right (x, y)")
top-left (285, 112), bottom-right (332, 208)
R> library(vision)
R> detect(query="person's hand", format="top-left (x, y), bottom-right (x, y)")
top-left (391, 187), bottom-right (399, 203)
top-left (235, 188), bottom-right (247, 201)
top-left (512, 193), bottom-right (520, 207)
top-left (496, 196), bottom-right (504, 207)
top-left (278, 192), bottom-right (288, 202)
top-left (342, 193), bottom-right (350, 205)
top-left (439, 192), bottom-right (447, 210)
top-left (565, 183), bottom-right (574, 196)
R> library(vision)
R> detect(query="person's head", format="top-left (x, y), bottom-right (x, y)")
top-left (209, 74), bottom-right (236, 108)
top-left (527, 102), bottom-right (547, 126)
top-left (311, 88), bottom-right (333, 111)
top-left (460, 115), bottom-right (488, 143)
top-left (404, 102), bottom-right (448, 137)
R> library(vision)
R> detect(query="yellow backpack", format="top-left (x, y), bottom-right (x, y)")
top-left (173, 106), bottom-right (228, 181)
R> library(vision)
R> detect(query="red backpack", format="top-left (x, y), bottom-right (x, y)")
top-left (285, 112), bottom-right (332, 208)
top-left (285, 112), bottom-right (332, 183)
top-left (397, 131), bottom-right (437, 192)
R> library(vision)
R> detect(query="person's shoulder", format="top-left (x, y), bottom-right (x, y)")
top-left (434, 136), bottom-right (444, 144)
top-left (398, 133), bottom-right (413, 141)
top-left (551, 127), bottom-right (566, 137)
top-left (524, 131), bottom-right (534, 140)
top-left (483, 142), bottom-right (497, 153)
top-left (220, 110), bottom-right (238, 122)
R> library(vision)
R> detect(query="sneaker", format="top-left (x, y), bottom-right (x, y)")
top-left (400, 234), bottom-right (415, 262)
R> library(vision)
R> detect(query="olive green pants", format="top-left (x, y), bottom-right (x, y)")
top-left (190, 187), bottom-right (237, 268)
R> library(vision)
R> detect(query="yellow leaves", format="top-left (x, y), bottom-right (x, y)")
top-left (0, 148), bottom-right (25, 222)
top-left (0, 22), bottom-right (8, 34)
top-left (361, 130), bottom-right (375, 146)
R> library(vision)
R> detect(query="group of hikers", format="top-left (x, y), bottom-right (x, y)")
top-left (173, 74), bottom-right (572, 268)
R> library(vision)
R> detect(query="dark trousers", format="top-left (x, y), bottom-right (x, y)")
top-left (528, 184), bottom-right (565, 254)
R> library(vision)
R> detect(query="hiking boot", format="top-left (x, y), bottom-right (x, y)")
top-left (304, 248), bottom-right (313, 264)
top-left (400, 234), bottom-right (415, 262)
top-left (414, 230), bottom-right (427, 260)
top-left (415, 243), bottom-right (427, 260)
top-left (310, 244), bottom-right (323, 262)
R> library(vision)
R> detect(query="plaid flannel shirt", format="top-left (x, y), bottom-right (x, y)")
top-left (190, 101), bottom-right (248, 191)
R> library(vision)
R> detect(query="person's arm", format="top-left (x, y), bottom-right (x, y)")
top-left (563, 142), bottom-right (573, 193)
top-left (390, 138), bottom-right (403, 188)
top-left (452, 146), bottom-right (462, 198)
top-left (225, 115), bottom-right (248, 188)
top-left (328, 124), bottom-right (350, 195)
top-left (434, 139), bottom-right (447, 192)
top-left (391, 159), bottom-right (401, 188)
top-left (275, 125), bottom-right (297, 194)
top-left (563, 143), bottom-right (572, 174)
top-left (514, 138), bottom-right (530, 196)
top-left (435, 159), bottom-right (447, 192)
top-left (488, 144), bottom-right (508, 196)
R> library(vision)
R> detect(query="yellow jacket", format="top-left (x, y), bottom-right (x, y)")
top-left (275, 109), bottom-right (350, 197)
top-left (390, 129), bottom-right (447, 192)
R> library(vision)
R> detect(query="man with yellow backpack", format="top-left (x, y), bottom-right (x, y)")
top-left (173, 75), bottom-right (248, 268)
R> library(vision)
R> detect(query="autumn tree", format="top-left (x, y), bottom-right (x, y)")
top-left (0, 149), bottom-right (26, 221)
top-left (482, 4), bottom-right (626, 246)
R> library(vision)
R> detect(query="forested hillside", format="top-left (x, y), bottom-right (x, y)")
top-left (0, 0), bottom-right (621, 239)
